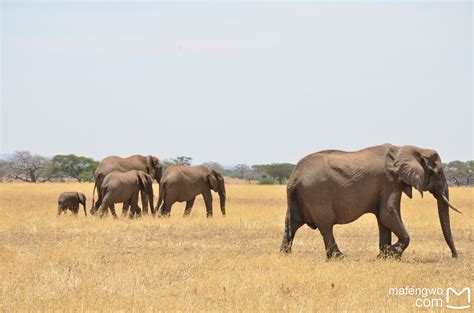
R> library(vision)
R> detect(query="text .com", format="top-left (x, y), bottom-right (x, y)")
top-left (388, 286), bottom-right (471, 309)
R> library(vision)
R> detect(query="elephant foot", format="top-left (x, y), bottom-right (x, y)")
top-left (160, 212), bottom-right (171, 218)
top-left (129, 213), bottom-right (137, 219)
top-left (326, 250), bottom-right (345, 261)
top-left (378, 244), bottom-right (403, 260)
top-left (280, 246), bottom-right (292, 254)
top-left (206, 213), bottom-right (213, 218)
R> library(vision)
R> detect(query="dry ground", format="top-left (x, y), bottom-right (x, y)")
top-left (0, 183), bottom-right (472, 312)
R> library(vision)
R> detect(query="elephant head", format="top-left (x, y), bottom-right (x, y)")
top-left (386, 145), bottom-right (461, 257)
top-left (137, 171), bottom-right (155, 211)
top-left (208, 169), bottom-right (226, 215)
top-left (147, 156), bottom-right (163, 183)
top-left (76, 192), bottom-right (87, 216)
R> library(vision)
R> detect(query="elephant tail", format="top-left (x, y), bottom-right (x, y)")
top-left (280, 183), bottom-right (304, 253)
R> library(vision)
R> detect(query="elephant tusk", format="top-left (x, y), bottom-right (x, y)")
top-left (442, 195), bottom-right (462, 214)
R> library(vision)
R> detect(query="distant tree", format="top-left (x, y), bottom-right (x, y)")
top-left (8, 151), bottom-right (51, 182)
top-left (46, 154), bottom-right (99, 182)
top-left (252, 163), bottom-right (296, 184)
top-left (0, 160), bottom-right (10, 181)
top-left (264, 163), bottom-right (295, 184)
top-left (202, 161), bottom-right (224, 172)
top-left (242, 167), bottom-right (261, 183)
top-left (444, 161), bottom-right (473, 186)
top-left (162, 159), bottom-right (174, 171)
top-left (234, 164), bottom-right (250, 179)
top-left (251, 164), bottom-right (268, 179)
top-left (171, 156), bottom-right (193, 166)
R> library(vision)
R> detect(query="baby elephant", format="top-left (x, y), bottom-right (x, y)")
top-left (58, 192), bottom-right (87, 216)
top-left (95, 170), bottom-right (154, 219)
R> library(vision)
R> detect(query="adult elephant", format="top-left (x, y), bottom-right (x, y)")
top-left (280, 144), bottom-right (462, 260)
top-left (91, 155), bottom-right (162, 215)
top-left (95, 170), bottom-right (154, 219)
top-left (156, 165), bottom-right (226, 217)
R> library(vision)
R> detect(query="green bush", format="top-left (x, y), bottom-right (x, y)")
top-left (258, 177), bottom-right (279, 185)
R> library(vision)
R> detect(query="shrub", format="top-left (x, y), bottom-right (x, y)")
top-left (258, 177), bottom-right (279, 185)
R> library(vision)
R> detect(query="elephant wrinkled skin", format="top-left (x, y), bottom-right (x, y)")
top-left (280, 144), bottom-right (461, 259)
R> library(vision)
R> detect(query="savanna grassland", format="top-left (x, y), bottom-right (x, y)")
top-left (0, 183), bottom-right (472, 312)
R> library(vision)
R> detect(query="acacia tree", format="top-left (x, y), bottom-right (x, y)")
top-left (171, 156), bottom-right (193, 166)
top-left (46, 154), bottom-right (99, 182)
top-left (234, 164), bottom-right (250, 179)
top-left (8, 151), bottom-right (50, 182)
top-left (202, 161), bottom-right (224, 172)
top-left (252, 163), bottom-right (296, 184)
top-left (161, 156), bottom-right (194, 171)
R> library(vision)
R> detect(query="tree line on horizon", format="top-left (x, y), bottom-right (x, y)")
top-left (0, 151), bottom-right (472, 186)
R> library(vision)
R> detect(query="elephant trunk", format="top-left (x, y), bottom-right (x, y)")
top-left (435, 186), bottom-right (458, 258)
top-left (155, 166), bottom-right (163, 183)
top-left (219, 191), bottom-right (226, 216)
top-left (82, 201), bottom-right (87, 217)
top-left (148, 187), bottom-right (155, 214)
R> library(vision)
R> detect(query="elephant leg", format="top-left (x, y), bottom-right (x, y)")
top-left (95, 188), bottom-right (102, 211)
top-left (280, 209), bottom-right (304, 253)
top-left (98, 204), bottom-right (108, 218)
top-left (141, 191), bottom-right (149, 215)
top-left (320, 226), bottom-right (344, 260)
top-left (122, 201), bottom-right (130, 217)
top-left (109, 204), bottom-right (118, 219)
top-left (379, 209), bottom-right (410, 259)
top-left (129, 194), bottom-right (141, 219)
top-left (72, 204), bottom-right (79, 215)
top-left (132, 204), bottom-right (142, 218)
top-left (183, 197), bottom-right (196, 216)
top-left (125, 201), bottom-right (134, 219)
top-left (377, 218), bottom-right (392, 259)
top-left (202, 191), bottom-right (213, 218)
top-left (160, 200), bottom-right (172, 217)
top-left (98, 195), bottom-right (112, 218)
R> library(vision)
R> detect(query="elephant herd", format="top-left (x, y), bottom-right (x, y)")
top-left (57, 144), bottom-right (463, 260)
top-left (58, 155), bottom-right (226, 219)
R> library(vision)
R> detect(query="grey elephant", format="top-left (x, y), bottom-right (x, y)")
top-left (58, 192), bottom-right (87, 216)
top-left (95, 170), bottom-right (154, 219)
top-left (91, 155), bottom-right (162, 215)
top-left (280, 144), bottom-right (462, 260)
top-left (156, 165), bottom-right (226, 217)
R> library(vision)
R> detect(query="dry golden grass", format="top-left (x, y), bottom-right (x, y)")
top-left (0, 183), bottom-right (472, 312)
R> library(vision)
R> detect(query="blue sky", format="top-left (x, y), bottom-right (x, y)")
top-left (1, 1), bottom-right (472, 164)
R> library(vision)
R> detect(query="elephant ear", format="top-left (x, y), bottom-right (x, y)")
top-left (137, 171), bottom-right (148, 192)
top-left (208, 169), bottom-right (218, 192)
top-left (76, 192), bottom-right (85, 205)
top-left (389, 146), bottom-right (428, 197)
